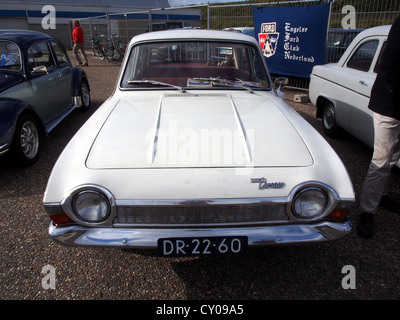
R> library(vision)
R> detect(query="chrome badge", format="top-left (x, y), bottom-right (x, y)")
top-left (251, 177), bottom-right (285, 190)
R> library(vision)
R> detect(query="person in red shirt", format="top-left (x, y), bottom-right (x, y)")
top-left (72, 19), bottom-right (88, 66)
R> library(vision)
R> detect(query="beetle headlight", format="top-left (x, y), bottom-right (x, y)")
top-left (292, 187), bottom-right (328, 220)
top-left (72, 190), bottom-right (111, 223)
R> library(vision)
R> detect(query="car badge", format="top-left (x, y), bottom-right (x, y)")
top-left (251, 177), bottom-right (285, 190)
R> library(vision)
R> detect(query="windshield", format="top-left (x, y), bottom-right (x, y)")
top-left (0, 41), bottom-right (22, 71)
top-left (121, 40), bottom-right (270, 90)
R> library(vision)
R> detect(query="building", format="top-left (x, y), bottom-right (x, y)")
top-left (0, 0), bottom-right (201, 48)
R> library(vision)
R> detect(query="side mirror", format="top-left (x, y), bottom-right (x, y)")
top-left (31, 65), bottom-right (48, 75)
top-left (274, 77), bottom-right (288, 88)
top-left (274, 77), bottom-right (288, 99)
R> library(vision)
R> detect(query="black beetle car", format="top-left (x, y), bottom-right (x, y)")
top-left (0, 29), bottom-right (90, 165)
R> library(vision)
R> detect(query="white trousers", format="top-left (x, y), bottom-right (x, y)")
top-left (73, 42), bottom-right (88, 65)
top-left (359, 112), bottom-right (400, 214)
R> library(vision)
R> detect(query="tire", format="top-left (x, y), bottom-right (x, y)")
top-left (105, 48), bottom-right (120, 63)
top-left (93, 47), bottom-right (105, 60)
top-left (80, 80), bottom-right (91, 110)
top-left (11, 114), bottom-right (40, 165)
top-left (322, 101), bottom-right (340, 137)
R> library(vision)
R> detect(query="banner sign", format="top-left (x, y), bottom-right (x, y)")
top-left (252, 3), bottom-right (330, 78)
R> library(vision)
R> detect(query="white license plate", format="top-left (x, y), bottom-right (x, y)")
top-left (158, 236), bottom-right (248, 257)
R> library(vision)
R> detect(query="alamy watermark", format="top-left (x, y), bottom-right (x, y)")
top-left (41, 264), bottom-right (56, 290)
top-left (341, 265), bottom-right (356, 290)
top-left (39, 264), bottom-right (356, 292)
top-left (145, 121), bottom-right (255, 175)
top-left (41, 5), bottom-right (56, 30)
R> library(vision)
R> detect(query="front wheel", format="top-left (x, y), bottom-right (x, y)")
top-left (93, 46), bottom-right (105, 60)
top-left (11, 114), bottom-right (40, 165)
top-left (322, 101), bottom-right (340, 137)
top-left (80, 80), bottom-right (91, 110)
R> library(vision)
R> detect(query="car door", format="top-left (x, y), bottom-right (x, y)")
top-left (349, 38), bottom-right (387, 146)
top-left (25, 41), bottom-right (70, 128)
top-left (337, 37), bottom-right (385, 146)
top-left (50, 40), bottom-right (73, 104)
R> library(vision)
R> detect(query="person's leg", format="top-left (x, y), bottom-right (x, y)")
top-left (73, 43), bottom-right (82, 65)
top-left (79, 43), bottom-right (88, 65)
top-left (357, 113), bottom-right (400, 238)
top-left (359, 113), bottom-right (400, 214)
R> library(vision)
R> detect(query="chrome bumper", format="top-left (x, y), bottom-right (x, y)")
top-left (0, 143), bottom-right (9, 156)
top-left (48, 220), bottom-right (351, 248)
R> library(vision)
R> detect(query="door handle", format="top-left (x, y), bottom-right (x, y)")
top-left (359, 80), bottom-right (368, 86)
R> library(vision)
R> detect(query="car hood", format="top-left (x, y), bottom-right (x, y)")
top-left (86, 92), bottom-right (313, 169)
top-left (0, 72), bottom-right (24, 93)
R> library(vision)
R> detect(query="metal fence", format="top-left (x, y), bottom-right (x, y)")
top-left (77, 0), bottom-right (400, 89)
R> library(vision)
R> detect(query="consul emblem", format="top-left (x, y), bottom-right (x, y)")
top-left (251, 177), bottom-right (285, 190)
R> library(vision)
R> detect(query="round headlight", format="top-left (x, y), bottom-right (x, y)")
top-left (72, 190), bottom-right (110, 223)
top-left (292, 187), bottom-right (328, 220)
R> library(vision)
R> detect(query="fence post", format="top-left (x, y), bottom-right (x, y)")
top-left (207, 4), bottom-right (210, 29)
top-left (106, 13), bottom-right (112, 46)
top-left (149, 8), bottom-right (152, 32)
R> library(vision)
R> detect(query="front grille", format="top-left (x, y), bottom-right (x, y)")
top-left (113, 204), bottom-right (288, 227)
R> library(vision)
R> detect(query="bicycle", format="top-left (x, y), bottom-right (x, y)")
top-left (90, 37), bottom-right (106, 61)
top-left (103, 35), bottom-right (124, 63)
top-left (114, 36), bottom-right (126, 60)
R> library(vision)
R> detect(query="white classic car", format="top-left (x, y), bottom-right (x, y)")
top-left (309, 25), bottom-right (398, 167)
top-left (43, 30), bottom-right (354, 256)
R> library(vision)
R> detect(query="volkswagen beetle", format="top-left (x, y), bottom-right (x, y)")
top-left (44, 30), bottom-right (354, 256)
top-left (0, 29), bottom-right (90, 165)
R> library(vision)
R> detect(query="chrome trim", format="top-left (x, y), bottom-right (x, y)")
top-left (61, 184), bottom-right (117, 227)
top-left (116, 197), bottom-right (287, 206)
top-left (48, 219), bottom-right (352, 248)
top-left (0, 143), bottom-right (9, 156)
top-left (56, 182), bottom-right (353, 229)
top-left (286, 181), bottom-right (341, 222)
top-left (73, 96), bottom-right (82, 108)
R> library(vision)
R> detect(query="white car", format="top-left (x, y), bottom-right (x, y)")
top-left (309, 25), bottom-right (398, 166)
top-left (43, 30), bottom-right (354, 257)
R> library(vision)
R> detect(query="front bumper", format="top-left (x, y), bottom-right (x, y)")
top-left (0, 143), bottom-right (9, 156)
top-left (48, 219), bottom-right (351, 248)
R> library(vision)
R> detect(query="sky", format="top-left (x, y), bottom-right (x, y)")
top-left (169, 0), bottom-right (247, 6)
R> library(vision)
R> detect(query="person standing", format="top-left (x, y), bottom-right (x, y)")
top-left (72, 19), bottom-right (88, 66)
top-left (357, 15), bottom-right (400, 239)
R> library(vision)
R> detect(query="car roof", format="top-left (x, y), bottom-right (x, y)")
top-left (336, 25), bottom-right (391, 65)
top-left (0, 29), bottom-right (52, 45)
top-left (129, 29), bottom-right (259, 46)
top-left (356, 25), bottom-right (391, 38)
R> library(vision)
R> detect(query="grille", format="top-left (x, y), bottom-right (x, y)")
top-left (113, 204), bottom-right (288, 227)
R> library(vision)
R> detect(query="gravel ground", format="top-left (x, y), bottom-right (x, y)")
top-left (1, 51), bottom-right (400, 301)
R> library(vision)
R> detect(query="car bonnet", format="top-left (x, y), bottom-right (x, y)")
top-left (86, 91), bottom-right (313, 169)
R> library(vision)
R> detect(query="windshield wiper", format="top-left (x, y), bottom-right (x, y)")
top-left (191, 77), bottom-right (258, 94)
top-left (126, 79), bottom-right (185, 92)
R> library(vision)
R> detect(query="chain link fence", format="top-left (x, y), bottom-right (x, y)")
top-left (76, 0), bottom-right (399, 89)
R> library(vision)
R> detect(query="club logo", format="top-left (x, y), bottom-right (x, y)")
top-left (258, 22), bottom-right (279, 58)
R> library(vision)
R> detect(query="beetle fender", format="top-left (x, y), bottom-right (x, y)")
top-left (0, 98), bottom-right (42, 146)
top-left (71, 67), bottom-right (90, 96)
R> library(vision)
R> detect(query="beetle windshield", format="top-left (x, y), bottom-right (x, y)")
top-left (121, 40), bottom-right (270, 90)
top-left (0, 41), bottom-right (21, 71)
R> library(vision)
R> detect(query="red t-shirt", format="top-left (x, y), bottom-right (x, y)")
top-left (72, 26), bottom-right (84, 43)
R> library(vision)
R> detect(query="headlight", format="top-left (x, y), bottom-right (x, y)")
top-left (72, 190), bottom-right (110, 223)
top-left (292, 187), bottom-right (328, 220)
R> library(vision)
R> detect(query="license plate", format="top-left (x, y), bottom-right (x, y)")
top-left (158, 236), bottom-right (248, 257)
